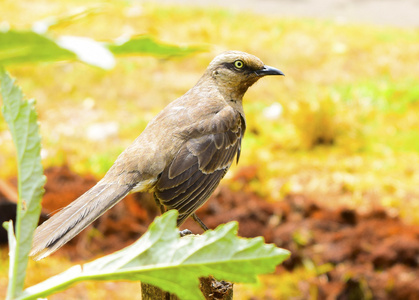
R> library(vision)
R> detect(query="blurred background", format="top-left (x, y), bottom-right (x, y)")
top-left (1, 0), bottom-right (419, 299)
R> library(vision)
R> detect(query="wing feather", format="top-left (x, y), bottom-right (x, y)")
top-left (154, 107), bottom-right (246, 225)
top-left (168, 148), bottom-right (196, 179)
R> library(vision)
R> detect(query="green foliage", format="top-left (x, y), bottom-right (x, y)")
top-left (108, 35), bottom-right (207, 57)
top-left (17, 210), bottom-right (289, 300)
top-left (0, 68), bottom-right (46, 299)
top-left (0, 31), bottom-right (76, 65)
top-left (0, 30), bottom-right (206, 69)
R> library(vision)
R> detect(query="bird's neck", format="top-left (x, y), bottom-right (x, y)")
top-left (187, 78), bottom-right (245, 118)
top-left (194, 75), bottom-right (247, 103)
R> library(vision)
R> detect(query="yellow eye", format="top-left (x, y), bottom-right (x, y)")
top-left (234, 60), bottom-right (244, 69)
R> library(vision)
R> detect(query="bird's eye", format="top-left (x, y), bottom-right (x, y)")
top-left (234, 60), bottom-right (244, 69)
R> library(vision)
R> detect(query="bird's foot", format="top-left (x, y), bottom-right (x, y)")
top-left (179, 229), bottom-right (193, 237)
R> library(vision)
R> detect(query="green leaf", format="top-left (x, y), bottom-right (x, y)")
top-left (0, 68), bottom-right (46, 299)
top-left (0, 31), bottom-right (76, 65)
top-left (0, 30), bottom-right (206, 68)
top-left (108, 35), bottom-right (207, 57)
top-left (18, 210), bottom-right (290, 300)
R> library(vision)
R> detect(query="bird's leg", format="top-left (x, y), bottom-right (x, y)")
top-left (155, 193), bottom-right (193, 237)
top-left (180, 213), bottom-right (209, 237)
top-left (192, 213), bottom-right (209, 231)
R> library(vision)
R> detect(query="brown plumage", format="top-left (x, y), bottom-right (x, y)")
top-left (30, 51), bottom-right (284, 260)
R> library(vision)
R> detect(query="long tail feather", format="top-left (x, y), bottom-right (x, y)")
top-left (30, 180), bottom-right (132, 260)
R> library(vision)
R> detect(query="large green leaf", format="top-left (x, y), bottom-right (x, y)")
top-left (107, 35), bottom-right (207, 57)
top-left (0, 30), bottom-right (206, 69)
top-left (0, 68), bottom-right (46, 299)
top-left (0, 31), bottom-right (76, 65)
top-left (18, 210), bottom-right (290, 300)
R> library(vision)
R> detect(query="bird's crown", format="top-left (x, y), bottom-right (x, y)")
top-left (208, 51), bottom-right (265, 73)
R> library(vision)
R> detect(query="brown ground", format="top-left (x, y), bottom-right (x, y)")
top-left (1, 166), bottom-right (419, 299)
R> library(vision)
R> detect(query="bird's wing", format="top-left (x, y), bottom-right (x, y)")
top-left (154, 107), bottom-right (245, 225)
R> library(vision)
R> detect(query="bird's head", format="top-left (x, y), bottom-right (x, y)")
top-left (202, 51), bottom-right (284, 99)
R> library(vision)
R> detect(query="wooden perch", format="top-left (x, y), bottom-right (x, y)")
top-left (141, 276), bottom-right (233, 300)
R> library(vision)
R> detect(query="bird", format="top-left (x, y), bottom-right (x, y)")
top-left (30, 50), bottom-right (284, 260)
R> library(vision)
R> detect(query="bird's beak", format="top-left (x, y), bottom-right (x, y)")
top-left (256, 65), bottom-right (285, 76)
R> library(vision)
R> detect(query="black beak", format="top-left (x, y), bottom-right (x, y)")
top-left (256, 65), bottom-right (285, 76)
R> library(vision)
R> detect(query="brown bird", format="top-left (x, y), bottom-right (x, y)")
top-left (30, 51), bottom-right (284, 260)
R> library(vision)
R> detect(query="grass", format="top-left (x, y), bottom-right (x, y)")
top-left (1, 1), bottom-right (419, 299)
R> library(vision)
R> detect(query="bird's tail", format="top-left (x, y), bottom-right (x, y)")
top-left (30, 180), bottom-right (132, 260)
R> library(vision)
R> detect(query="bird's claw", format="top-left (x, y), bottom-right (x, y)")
top-left (179, 229), bottom-right (193, 237)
